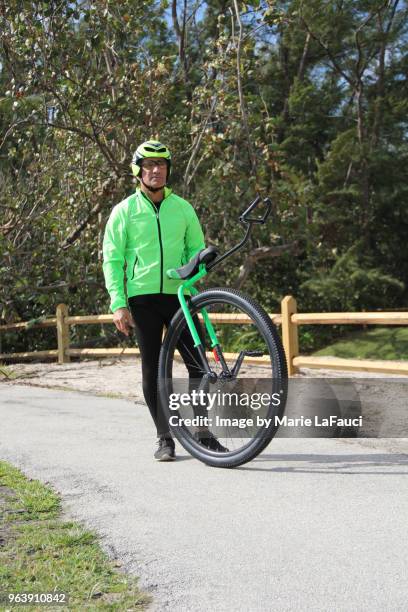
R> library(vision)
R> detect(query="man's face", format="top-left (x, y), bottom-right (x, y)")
top-left (140, 157), bottom-right (168, 189)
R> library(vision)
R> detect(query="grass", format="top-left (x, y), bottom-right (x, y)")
top-left (0, 461), bottom-right (150, 611)
top-left (313, 326), bottom-right (408, 360)
top-left (0, 365), bottom-right (18, 380)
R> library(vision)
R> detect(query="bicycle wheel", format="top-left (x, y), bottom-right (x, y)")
top-left (158, 288), bottom-right (288, 468)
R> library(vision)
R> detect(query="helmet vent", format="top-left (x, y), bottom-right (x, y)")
top-left (145, 145), bottom-right (167, 152)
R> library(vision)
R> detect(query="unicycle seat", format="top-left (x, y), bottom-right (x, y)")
top-left (167, 246), bottom-right (218, 280)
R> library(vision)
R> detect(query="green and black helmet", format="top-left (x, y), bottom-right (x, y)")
top-left (131, 140), bottom-right (172, 178)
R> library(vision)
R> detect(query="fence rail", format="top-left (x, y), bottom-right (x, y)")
top-left (1, 297), bottom-right (407, 376)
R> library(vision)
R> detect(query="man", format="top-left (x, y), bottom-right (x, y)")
top-left (102, 140), bottom-right (227, 461)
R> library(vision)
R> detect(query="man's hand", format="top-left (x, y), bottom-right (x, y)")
top-left (113, 307), bottom-right (136, 337)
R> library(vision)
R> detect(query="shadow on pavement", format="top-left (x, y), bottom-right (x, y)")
top-left (236, 452), bottom-right (408, 474)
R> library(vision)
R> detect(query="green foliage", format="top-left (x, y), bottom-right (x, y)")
top-left (314, 327), bottom-right (408, 361)
top-left (1, 0), bottom-right (407, 354)
top-left (301, 247), bottom-right (404, 311)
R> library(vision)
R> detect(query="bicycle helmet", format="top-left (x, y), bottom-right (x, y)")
top-left (131, 140), bottom-right (171, 178)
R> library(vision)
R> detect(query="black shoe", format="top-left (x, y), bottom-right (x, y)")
top-left (194, 430), bottom-right (229, 453)
top-left (154, 435), bottom-right (176, 461)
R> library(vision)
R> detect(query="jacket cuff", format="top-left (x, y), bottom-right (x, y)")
top-left (111, 297), bottom-right (128, 313)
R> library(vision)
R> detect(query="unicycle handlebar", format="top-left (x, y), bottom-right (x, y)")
top-left (239, 196), bottom-right (272, 224)
top-left (206, 196), bottom-right (273, 272)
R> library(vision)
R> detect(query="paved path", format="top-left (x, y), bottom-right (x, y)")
top-left (1, 384), bottom-right (407, 611)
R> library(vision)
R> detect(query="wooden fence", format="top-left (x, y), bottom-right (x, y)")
top-left (1, 296), bottom-right (407, 376)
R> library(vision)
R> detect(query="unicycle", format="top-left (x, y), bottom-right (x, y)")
top-left (158, 196), bottom-right (288, 468)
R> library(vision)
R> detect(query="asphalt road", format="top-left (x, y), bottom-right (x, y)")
top-left (1, 384), bottom-right (407, 611)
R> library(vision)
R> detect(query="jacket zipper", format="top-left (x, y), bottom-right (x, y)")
top-left (140, 192), bottom-right (164, 293)
top-left (156, 210), bottom-right (164, 293)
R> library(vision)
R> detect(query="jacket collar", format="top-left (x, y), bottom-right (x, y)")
top-left (136, 186), bottom-right (172, 201)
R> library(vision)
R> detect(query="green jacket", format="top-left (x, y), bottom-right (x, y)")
top-left (103, 187), bottom-right (205, 312)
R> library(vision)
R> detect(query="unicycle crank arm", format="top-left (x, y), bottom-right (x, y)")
top-left (196, 345), bottom-right (218, 381)
top-left (230, 350), bottom-right (264, 378)
top-left (197, 371), bottom-right (216, 396)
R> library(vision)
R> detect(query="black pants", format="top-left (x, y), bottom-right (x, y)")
top-left (128, 294), bottom-right (204, 436)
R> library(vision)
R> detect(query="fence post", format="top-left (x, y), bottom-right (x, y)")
top-left (281, 295), bottom-right (299, 376)
top-left (56, 303), bottom-right (70, 364)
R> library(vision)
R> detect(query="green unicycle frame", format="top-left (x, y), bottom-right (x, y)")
top-left (177, 264), bottom-right (217, 348)
top-left (172, 263), bottom-right (230, 378)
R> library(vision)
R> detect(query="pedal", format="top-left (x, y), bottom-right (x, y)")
top-left (230, 349), bottom-right (264, 377)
